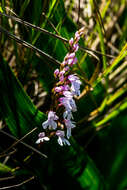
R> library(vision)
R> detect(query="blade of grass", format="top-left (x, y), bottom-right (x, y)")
top-left (0, 130), bottom-right (47, 159)
top-left (78, 82), bottom-right (127, 124)
top-left (0, 11), bottom-right (116, 59)
top-left (93, 43), bottom-right (127, 87)
top-left (0, 11), bottom-right (68, 43)
top-left (96, 21), bottom-right (107, 70)
top-left (0, 54), bottom-right (46, 136)
top-left (32, 0), bottom-right (59, 45)
top-left (0, 176), bottom-right (35, 190)
top-left (93, 0), bottom-right (106, 35)
top-left (0, 25), bottom-right (60, 65)
top-left (19, 0), bottom-right (30, 18)
top-left (1, 127), bottom-right (37, 155)
top-left (95, 98), bottom-right (127, 127)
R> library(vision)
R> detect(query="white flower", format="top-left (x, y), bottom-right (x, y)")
top-left (59, 91), bottom-right (77, 112)
top-left (64, 119), bottom-right (76, 139)
top-left (42, 111), bottom-right (59, 130)
top-left (36, 132), bottom-right (50, 144)
top-left (59, 96), bottom-right (77, 112)
top-left (56, 130), bottom-right (70, 146)
top-left (68, 74), bottom-right (81, 96)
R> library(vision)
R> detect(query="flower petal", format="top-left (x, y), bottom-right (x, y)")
top-left (67, 128), bottom-right (71, 139)
top-left (51, 120), bottom-right (57, 130)
top-left (43, 137), bottom-right (50, 141)
top-left (63, 138), bottom-right (71, 146)
top-left (42, 120), bottom-right (49, 129)
top-left (58, 137), bottom-right (63, 146)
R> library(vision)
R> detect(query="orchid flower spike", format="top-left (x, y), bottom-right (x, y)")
top-left (36, 27), bottom-right (84, 146)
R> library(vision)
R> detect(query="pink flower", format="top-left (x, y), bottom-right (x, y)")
top-left (54, 85), bottom-right (70, 93)
top-left (73, 43), bottom-right (79, 52)
top-left (75, 27), bottom-right (84, 43)
top-left (54, 86), bottom-right (64, 93)
top-left (63, 85), bottom-right (70, 91)
top-left (63, 66), bottom-right (70, 71)
top-left (75, 31), bottom-right (80, 42)
top-left (68, 57), bottom-right (77, 66)
top-left (62, 91), bottom-right (77, 113)
top-left (64, 53), bottom-right (77, 66)
top-left (59, 70), bottom-right (65, 82)
top-left (54, 69), bottom-right (59, 77)
top-left (69, 37), bottom-right (74, 46)
top-left (66, 52), bottom-right (75, 59)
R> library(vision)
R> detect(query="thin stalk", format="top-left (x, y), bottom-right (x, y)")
top-left (0, 130), bottom-right (47, 158)
top-left (0, 12), bottom-right (116, 59)
top-left (0, 25), bottom-right (60, 65)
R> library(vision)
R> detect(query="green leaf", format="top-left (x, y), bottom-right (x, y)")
top-left (92, 111), bottom-right (127, 190)
top-left (95, 98), bottom-right (127, 127)
top-left (40, 139), bottom-right (106, 190)
top-left (19, 0), bottom-right (30, 18)
top-left (0, 55), bottom-right (46, 137)
top-left (0, 162), bottom-right (12, 173)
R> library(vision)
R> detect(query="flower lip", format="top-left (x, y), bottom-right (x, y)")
top-left (36, 137), bottom-right (50, 144)
top-left (36, 132), bottom-right (50, 144)
top-left (68, 74), bottom-right (80, 81)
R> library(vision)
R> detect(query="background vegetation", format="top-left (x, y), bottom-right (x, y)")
top-left (0, 0), bottom-right (127, 189)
